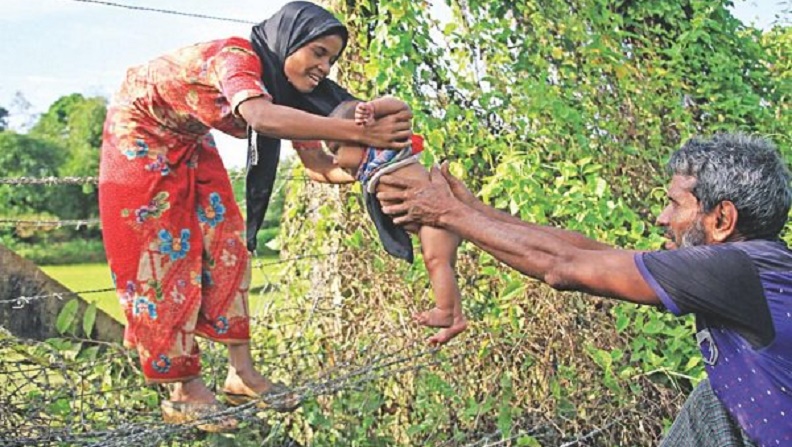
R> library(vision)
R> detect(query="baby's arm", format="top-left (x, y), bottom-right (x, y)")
top-left (292, 140), bottom-right (356, 184)
top-left (355, 96), bottom-right (411, 126)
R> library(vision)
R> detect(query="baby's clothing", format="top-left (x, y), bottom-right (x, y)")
top-left (358, 135), bottom-right (424, 263)
top-left (357, 147), bottom-right (420, 192)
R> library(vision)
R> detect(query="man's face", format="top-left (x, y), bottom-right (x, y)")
top-left (657, 175), bottom-right (708, 249)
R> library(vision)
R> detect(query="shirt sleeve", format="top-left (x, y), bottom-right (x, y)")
top-left (209, 40), bottom-right (272, 116)
top-left (634, 245), bottom-right (774, 346)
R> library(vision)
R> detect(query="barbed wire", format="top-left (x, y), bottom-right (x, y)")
top-left (0, 287), bottom-right (115, 307)
top-left (0, 270), bottom-right (635, 446)
top-left (65, 0), bottom-right (257, 24)
top-left (0, 321), bottom-right (478, 447)
top-left (0, 176), bottom-right (99, 185)
top-left (0, 218), bottom-right (100, 229)
top-left (0, 175), bottom-right (310, 186)
top-left (0, 250), bottom-right (344, 308)
top-left (0, 217), bottom-right (281, 230)
top-left (0, 171), bottom-right (310, 231)
top-left (3, 321), bottom-right (626, 447)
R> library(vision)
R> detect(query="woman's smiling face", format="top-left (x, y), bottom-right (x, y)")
top-left (284, 34), bottom-right (344, 93)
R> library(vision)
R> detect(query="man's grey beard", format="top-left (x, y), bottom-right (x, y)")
top-left (679, 217), bottom-right (707, 248)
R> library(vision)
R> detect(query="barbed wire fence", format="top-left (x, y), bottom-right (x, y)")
top-left (0, 162), bottom-right (605, 446)
top-left (0, 163), bottom-right (558, 446)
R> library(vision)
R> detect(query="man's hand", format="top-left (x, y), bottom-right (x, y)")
top-left (377, 166), bottom-right (462, 227)
top-left (437, 161), bottom-right (480, 209)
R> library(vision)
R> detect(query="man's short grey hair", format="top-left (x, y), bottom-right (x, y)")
top-left (668, 133), bottom-right (791, 240)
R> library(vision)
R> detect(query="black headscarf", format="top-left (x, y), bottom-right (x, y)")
top-left (246, 1), bottom-right (356, 251)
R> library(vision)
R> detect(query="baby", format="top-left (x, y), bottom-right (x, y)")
top-left (322, 97), bottom-right (468, 345)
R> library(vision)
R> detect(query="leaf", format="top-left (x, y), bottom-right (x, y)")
top-left (643, 318), bottom-right (666, 334)
top-left (265, 236), bottom-right (281, 251)
top-left (499, 279), bottom-right (525, 301)
top-left (615, 313), bottom-right (629, 332)
top-left (56, 299), bottom-right (79, 335)
top-left (82, 302), bottom-right (97, 337)
top-left (517, 436), bottom-right (541, 447)
top-left (78, 345), bottom-right (100, 361)
top-left (47, 398), bottom-right (71, 416)
top-left (497, 403), bottom-right (513, 439)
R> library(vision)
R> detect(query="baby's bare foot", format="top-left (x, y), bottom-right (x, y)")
top-left (427, 317), bottom-right (468, 346)
top-left (413, 307), bottom-right (454, 328)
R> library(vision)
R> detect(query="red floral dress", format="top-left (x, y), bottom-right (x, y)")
top-left (99, 37), bottom-right (269, 382)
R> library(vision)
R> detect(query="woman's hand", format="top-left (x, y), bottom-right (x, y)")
top-left (357, 109), bottom-right (413, 149)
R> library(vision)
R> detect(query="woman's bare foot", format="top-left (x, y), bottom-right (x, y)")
top-left (169, 377), bottom-right (216, 404)
top-left (427, 317), bottom-right (468, 346)
top-left (165, 378), bottom-right (238, 431)
top-left (224, 343), bottom-right (300, 411)
top-left (413, 307), bottom-right (454, 328)
top-left (223, 368), bottom-right (277, 396)
top-left (223, 368), bottom-right (300, 411)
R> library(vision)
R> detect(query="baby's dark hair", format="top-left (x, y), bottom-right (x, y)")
top-left (330, 100), bottom-right (359, 120)
top-left (326, 100), bottom-right (361, 153)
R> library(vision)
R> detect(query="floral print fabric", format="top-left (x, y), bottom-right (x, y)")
top-left (98, 37), bottom-right (268, 381)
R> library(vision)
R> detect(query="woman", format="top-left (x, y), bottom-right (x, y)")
top-left (98, 1), bottom-right (411, 430)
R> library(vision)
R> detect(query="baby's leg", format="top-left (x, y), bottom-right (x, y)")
top-left (378, 163), bottom-right (468, 344)
top-left (415, 226), bottom-right (459, 327)
top-left (418, 227), bottom-right (467, 345)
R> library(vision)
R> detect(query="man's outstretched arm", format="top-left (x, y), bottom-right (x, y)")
top-left (377, 166), bottom-right (659, 305)
top-left (434, 163), bottom-right (612, 251)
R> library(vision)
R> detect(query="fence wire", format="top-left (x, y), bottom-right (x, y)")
top-left (65, 0), bottom-right (256, 25)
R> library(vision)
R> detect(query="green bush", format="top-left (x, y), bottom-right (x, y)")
top-left (11, 238), bottom-right (106, 265)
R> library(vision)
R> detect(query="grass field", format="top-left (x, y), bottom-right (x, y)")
top-left (42, 255), bottom-right (286, 323)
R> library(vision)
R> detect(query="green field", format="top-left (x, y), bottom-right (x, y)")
top-left (42, 256), bottom-right (285, 323)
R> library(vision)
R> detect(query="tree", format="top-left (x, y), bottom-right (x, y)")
top-left (8, 92), bottom-right (36, 133)
top-left (0, 132), bottom-right (65, 217)
top-left (28, 94), bottom-right (107, 221)
top-left (0, 107), bottom-right (8, 132)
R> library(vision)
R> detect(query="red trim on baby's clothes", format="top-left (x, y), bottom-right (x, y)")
top-left (411, 135), bottom-right (424, 154)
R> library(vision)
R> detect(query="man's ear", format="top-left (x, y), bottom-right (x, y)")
top-left (711, 200), bottom-right (738, 242)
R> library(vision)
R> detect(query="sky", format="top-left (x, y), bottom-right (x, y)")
top-left (0, 0), bottom-right (786, 169)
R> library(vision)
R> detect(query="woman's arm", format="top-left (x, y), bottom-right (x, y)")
top-left (292, 141), bottom-right (356, 184)
top-left (238, 97), bottom-right (412, 149)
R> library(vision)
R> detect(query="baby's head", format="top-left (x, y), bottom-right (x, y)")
top-left (326, 100), bottom-right (366, 170)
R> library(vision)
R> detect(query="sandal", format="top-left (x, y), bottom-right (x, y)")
top-left (160, 400), bottom-right (238, 432)
top-left (223, 381), bottom-right (301, 413)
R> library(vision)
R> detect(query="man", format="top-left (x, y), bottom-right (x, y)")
top-left (377, 133), bottom-right (792, 447)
